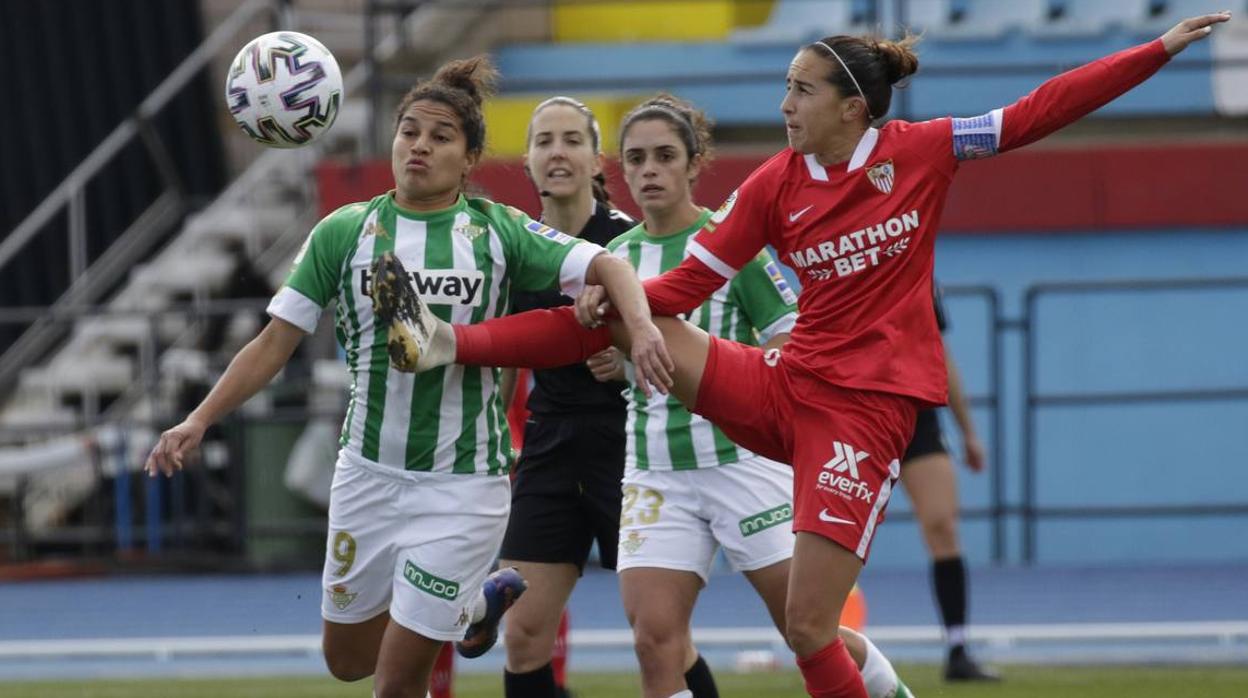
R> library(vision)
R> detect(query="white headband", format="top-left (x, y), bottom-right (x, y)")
top-left (814, 40), bottom-right (873, 119)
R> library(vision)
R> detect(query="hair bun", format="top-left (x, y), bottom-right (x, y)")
top-left (430, 56), bottom-right (499, 107)
top-left (874, 35), bottom-right (920, 85)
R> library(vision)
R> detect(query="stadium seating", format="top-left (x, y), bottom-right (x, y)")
top-left (1032, 0), bottom-right (1151, 36)
top-left (731, 0), bottom-right (859, 45)
top-left (1144, 0), bottom-right (1236, 30)
top-left (911, 0), bottom-right (1049, 39)
top-left (488, 0), bottom-right (1234, 133)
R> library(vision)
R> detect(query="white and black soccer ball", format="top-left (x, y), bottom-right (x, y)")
top-left (225, 31), bottom-right (342, 148)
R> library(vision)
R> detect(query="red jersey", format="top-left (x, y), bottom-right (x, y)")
top-left (644, 39), bottom-right (1170, 405)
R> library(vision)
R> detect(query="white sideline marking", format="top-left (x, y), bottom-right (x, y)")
top-left (0, 622), bottom-right (1246, 660)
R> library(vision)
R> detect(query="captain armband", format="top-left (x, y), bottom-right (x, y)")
top-left (951, 109), bottom-right (1003, 161)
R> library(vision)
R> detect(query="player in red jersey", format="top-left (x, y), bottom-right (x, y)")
top-left (375, 13), bottom-right (1230, 698)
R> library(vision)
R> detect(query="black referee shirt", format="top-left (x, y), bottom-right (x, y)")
top-left (510, 203), bottom-right (635, 416)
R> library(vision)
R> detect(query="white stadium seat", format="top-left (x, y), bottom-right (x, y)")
top-left (916, 0), bottom-right (1050, 39)
top-left (1033, 0), bottom-right (1152, 37)
top-left (733, 0), bottom-right (856, 45)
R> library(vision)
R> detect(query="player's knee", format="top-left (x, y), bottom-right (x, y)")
top-left (785, 609), bottom-right (838, 657)
top-left (323, 649), bottom-right (374, 682)
top-left (631, 622), bottom-right (683, 670)
top-left (922, 514), bottom-right (959, 553)
top-left (503, 615), bottom-right (551, 667)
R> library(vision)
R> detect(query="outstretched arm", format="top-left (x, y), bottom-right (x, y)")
top-left (957, 12), bottom-right (1231, 159)
top-left (145, 317), bottom-right (304, 476)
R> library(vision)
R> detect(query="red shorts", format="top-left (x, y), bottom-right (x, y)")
top-left (694, 337), bottom-right (918, 562)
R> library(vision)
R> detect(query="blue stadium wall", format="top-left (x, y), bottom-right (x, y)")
top-left (871, 228), bottom-right (1248, 568)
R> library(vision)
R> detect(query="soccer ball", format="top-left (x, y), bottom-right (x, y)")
top-left (225, 31), bottom-right (342, 148)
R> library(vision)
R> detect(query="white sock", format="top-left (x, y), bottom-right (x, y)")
top-left (946, 624), bottom-right (967, 649)
top-left (469, 587), bottom-right (488, 624)
top-left (860, 635), bottom-right (901, 698)
top-left (422, 316), bottom-right (457, 370)
top-left (667, 692), bottom-right (693, 698)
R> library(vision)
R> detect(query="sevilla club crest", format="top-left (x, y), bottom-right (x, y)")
top-left (866, 160), bottom-right (894, 195)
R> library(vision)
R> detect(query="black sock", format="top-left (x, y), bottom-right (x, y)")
top-left (932, 555), bottom-right (968, 651)
top-left (684, 654), bottom-right (719, 698)
top-left (505, 662), bottom-right (558, 698)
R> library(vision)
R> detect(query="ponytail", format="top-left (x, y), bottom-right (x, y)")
top-left (590, 172), bottom-right (612, 206)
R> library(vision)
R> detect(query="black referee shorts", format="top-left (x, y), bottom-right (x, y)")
top-left (902, 408), bottom-right (949, 464)
top-left (500, 411), bottom-right (626, 572)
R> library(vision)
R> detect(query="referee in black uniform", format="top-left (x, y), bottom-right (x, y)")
top-left (496, 97), bottom-right (634, 698)
top-left (899, 282), bottom-right (999, 682)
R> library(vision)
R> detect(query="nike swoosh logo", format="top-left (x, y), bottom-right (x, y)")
top-left (818, 510), bottom-right (854, 525)
top-left (789, 205), bottom-right (814, 223)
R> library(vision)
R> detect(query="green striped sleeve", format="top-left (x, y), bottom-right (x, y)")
top-left (730, 249), bottom-right (799, 343)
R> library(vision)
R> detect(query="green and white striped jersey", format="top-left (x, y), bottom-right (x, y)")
top-left (607, 209), bottom-right (798, 471)
top-left (267, 192), bottom-right (603, 474)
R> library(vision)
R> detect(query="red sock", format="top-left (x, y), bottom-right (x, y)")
top-left (454, 307), bottom-right (612, 368)
top-left (552, 609), bottom-right (570, 688)
top-left (429, 642), bottom-right (454, 698)
top-left (795, 638), bottom-right (868, 698)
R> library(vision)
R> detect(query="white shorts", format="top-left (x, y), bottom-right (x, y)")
top-left (616, 455), bottom-right (794, 582)
top-left (320, 450), bottom-right (510, 641)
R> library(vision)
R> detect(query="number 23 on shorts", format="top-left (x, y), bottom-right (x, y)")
top-left (621, 485), bottom-right (664, 526)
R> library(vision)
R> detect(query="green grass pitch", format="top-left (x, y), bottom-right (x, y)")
top-left (4, 664), bottom-right (1248, 697)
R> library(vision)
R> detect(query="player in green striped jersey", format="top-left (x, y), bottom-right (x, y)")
top-left (144, 57), bottom-right (662, 697)
top-left (584, 95), bottom-right (911, 698)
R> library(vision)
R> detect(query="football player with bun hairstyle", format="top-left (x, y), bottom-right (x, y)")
top-left (145, 55), bottom-right (663, 698)
top-left (592, 92), bottom-right (913, 698)
top-left (376, 14), bottom-right (1230, 697)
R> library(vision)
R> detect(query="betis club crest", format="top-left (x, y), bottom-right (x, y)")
top-left (866, 160), bottom-right (895, 194)
top-left (329, 584), bottom-right (358, 610)
top-left (620, 531), bottom-right (646, 555)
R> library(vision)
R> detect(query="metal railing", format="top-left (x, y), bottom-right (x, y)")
top-left (1020, 276), bottom-right (1248, 563)
top-left (0, 0), bottom-right (286, 394)
top-left (0, 0), bottom-right (284, 275)
top-left (0, 300), bottom-right (321, 564)
top-left (884, 284), bottom-right (1009, 562)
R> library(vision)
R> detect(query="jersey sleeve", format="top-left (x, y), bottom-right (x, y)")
top-left (890, 118), bottom-right (959, 179)
top-left (947, 39), bottom-right (1170, 162)
top-left (494, 205), bottom-right (604, 297)
top-left (266, 205), bottom-right (362, 333)
top-left (731, 249), bottom-right (799, 344)
top-left (644, 156), bottom-right (783, 316)
top-left (604, 230), bottom-right (630, 255)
